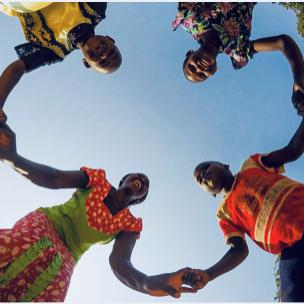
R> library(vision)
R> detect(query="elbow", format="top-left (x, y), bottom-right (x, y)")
top-left (109, 253), bottom-right (125, 278)
top-left (278, 34), bottom-right (292, 51)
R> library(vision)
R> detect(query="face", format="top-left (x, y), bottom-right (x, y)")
top-left (194, 161), bottom-right (230, 196)
top-left (82, 35), bottom-right (122, 74)
top-left (120, 173), bottom-right (150, 205)
top-left (184, 48), bottom-right (217, 82)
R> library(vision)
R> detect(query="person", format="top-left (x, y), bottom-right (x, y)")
top-left (0, 2), bottom-right (122, 123)
top-left (0, 124), bottom-right (199, 301)
top-left (191, 117), bottom-right (304, 301)
top-left (172, 2), bottom-right (304, 116)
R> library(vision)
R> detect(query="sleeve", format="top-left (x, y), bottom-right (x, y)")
top-left (217, 205), bottom-right (245, 244)
top-left (230, 42), bottom-right (256, 70)
top-left (87, 2), bottom-right (107, 18)
top-left (230, 3), bottom-right (256, 70)
top-left (250, 154), bottom-right (285, 174)
top-left (80, 167), bottom-right (107, 188)
top-left (123, 216), bottom-right (143, 239)
top-left (15, 43), bottom-right (63, 73)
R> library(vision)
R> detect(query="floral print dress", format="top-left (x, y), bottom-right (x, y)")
top-left (172, 2), bottom-right (256, 69)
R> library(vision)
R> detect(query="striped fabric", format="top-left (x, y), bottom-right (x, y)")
top-left (217, 154), bottom-right (304, 254)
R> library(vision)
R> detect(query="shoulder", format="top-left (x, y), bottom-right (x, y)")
top-left (86, 2), bottom-right (107, 17)
top-left (80, 167), bottom-right (110, 188)
top-left (240, 154), bottom-right (285, 174)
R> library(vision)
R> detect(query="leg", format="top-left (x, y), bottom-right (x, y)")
top-left (279, 239), bottom-right (304, 302)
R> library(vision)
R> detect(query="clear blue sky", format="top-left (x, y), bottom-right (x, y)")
top-left (0, 2), bottom-right (303, 302)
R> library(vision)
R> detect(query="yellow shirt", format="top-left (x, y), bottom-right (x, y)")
top-left (15, 2), bottom-right (105, 58)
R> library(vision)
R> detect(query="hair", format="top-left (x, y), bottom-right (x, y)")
top-left (119, 174), bottom-right (148, 205)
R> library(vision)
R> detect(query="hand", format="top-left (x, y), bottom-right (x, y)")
top-left (292, 76), bottom-right (304, 116)
top-left (183, 269), bottom-right (210, 290)
top-left (143, 267), bottom-right (199, 298)
top-left (0, 123), bottom-right (17, 161)
top-left (0, 110), bottom-right (7, 125)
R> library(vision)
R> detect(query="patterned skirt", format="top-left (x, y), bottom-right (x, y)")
top-left (0, 210), bottom-right (75, 302)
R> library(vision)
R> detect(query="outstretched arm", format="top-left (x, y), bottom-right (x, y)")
top-left (262, 118), bottom-right (304, 168)
top-left (0, 124), bottom-right (88, 189)
top-left (184, 237), bottom-right (249, 289)
top-left (252, 35), bottom-right (304, 115)
top-left (109, 231), bottom-right (198, 298)
top-left (0, 60), bottom-right (26, 122)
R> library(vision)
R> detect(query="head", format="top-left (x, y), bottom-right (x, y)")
top-left (183, 47), bottom-right (217, 83)
top-left (82, 35), bottom-right (122, 74)
top-left (194, 161), bottom-right (232, 196)
top-left (118, 173), bottom-right (150, 206)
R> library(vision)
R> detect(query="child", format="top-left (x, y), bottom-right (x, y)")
top-left (191, 118), bottom-right (304, 301)
top-left (0, 2), bottom-right (122, 122)
top-left (0, 123), bottom-right (198, 301)
top-left (172, 3), bottom-right (304, 116)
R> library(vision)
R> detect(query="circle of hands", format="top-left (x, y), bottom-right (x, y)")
top-left (144, 268), bottom-right (210, 298)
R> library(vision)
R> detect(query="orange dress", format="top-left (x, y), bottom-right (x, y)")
top-left (217, 154), bottom-right (304, 254)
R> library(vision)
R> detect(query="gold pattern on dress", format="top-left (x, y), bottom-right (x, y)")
top-left (253, 178), bottom-right (297, 245)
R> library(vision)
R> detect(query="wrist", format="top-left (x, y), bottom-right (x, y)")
top-left (205, 269), bottom-right (215, 281)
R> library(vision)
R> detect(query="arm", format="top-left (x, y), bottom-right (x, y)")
top-left (204, 237), bottom-right (249, 282)
top-left (0, 124), bottom-right (88, 189)
top-left (109, 231), bottom-right (196, 298)
top-left (252, 35), bottom-right (304, 115)
top-left (252, 35), bottom-right (304, 79)
top-left (262, 118), bottom-right (304, 168)
top-left (0, 60), bottom-right (26, 115)
top-left (182, 237), bottom-right (248, 291)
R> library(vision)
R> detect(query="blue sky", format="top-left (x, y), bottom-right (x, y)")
top-left (0, 2), bottom-right (303, 302)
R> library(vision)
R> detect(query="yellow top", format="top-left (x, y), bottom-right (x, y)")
top-left (2, 2), bottom-right (104, 58)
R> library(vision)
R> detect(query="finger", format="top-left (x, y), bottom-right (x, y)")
top-left (293, 91), bottom-right (304, 108)
top-left (178, 286), bottom-right (198, 294)
top-left (161, 284), bottom-right (179, 298)
top-left (0, 110), bottom-right (7, 124)
top-left (177, 267), bottom-right (192, 280)
top-left (183, 271), bottom-right (200, 286)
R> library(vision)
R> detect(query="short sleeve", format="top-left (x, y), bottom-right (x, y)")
top-left (246, 154), bottom-right (285, 174)
top-left (230, 41), bottom-right (256, 70)
top-left (123, 216), bottom-right (143, 239)
top-left (217, 203), bottom-right (245, 244)
top-left (15, 43), bottom-right (63, 73)
top-left (87, 2), bottom-right (107, 18)
top-left (80, 167), bottom-right (107, 188)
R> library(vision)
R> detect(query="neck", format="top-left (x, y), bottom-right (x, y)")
top-left (104, 187), bottom-right (130, 216)
top-left (199, 29), bottom-right (221, 55)
top-left (223, 173), bottom-right (235, 193)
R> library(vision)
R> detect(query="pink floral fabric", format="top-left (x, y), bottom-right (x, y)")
top-left (172, 2), bottom-right (256, 69)
top-left (81, 167), bottom-right (143, 237)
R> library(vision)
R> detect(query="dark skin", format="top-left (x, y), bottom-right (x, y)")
top-left (0, 123), bottom-right (201, 298)
top-left (184, 34), bottom-right (304, 116)
top-left (0, 37), bottom-right (121, 124)
top-left (190, 118), bottom-right (304, 289)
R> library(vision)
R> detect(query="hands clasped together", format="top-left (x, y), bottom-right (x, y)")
top-left (143, 268), bottom-right (210, 298)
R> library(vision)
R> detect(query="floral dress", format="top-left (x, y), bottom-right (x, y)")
top-left (0, 168), bottom-right (142, 302)
top-left (172, 2), bottom-right (256, 69)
